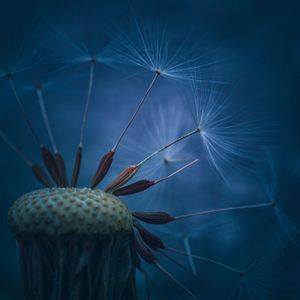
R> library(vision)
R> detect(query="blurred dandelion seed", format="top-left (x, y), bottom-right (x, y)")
top-left (37, 20), bottom-right (114, 69)
top-left (228, 238), bottom-right (293, 300)
top-left (115, 99), bottom-right (195, 178)
top-left (5, 74), bottom-right (42, 146)
top-left (258, 155), bottom-right (300, 249)
top-left (0, 130), bottom-right (53, 187)
top-left (0, 23), bottom-right (47, 76)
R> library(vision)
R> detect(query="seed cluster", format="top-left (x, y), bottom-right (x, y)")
top-left (8, 188), bottom-right (133, 236)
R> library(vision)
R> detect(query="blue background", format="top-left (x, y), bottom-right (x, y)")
top-left (0, 1), bottom-right (300, 299)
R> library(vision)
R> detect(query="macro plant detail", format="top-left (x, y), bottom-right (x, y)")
top-left (1, 17), bottom-right (299, 300)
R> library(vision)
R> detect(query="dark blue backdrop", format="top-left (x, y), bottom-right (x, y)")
top-left (0, 1), bottom-right (299, 299)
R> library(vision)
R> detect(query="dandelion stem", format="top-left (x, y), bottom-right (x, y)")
top-left (71, 60), bottom-right (95, 187)
top-left (183, 237), bottom-right (197, 276)
top-left (105, 128), bottom-right (199, 192)
top-left (5, 76), bottom-right (62, 185)
top-left (71, 146), bottom-right (82, 187)
top-left (40, 146), bottom-right (61, 186)
top-left (21, 95), bottom-right (58, 186)
top-left (139, 267), bottom-right (161, 299)
top-left (113, 159), bottom-right (198, 196)
top-left (79, 60), bottom-right (95, 147)
top-left (7, 76), bottom-right (42, 146)
top-left (0, 130), bottom-right (53, 187)
top-left (166, 247), bottom-right (241, 274)
top-left (0, 130), bottom-right (32, 166)
top-left (138, 128), bottom-right (200, 167)
top-left (90, 71), bottom-right (160, 188)
top-left (155, 262), bottom-right (199, 300)
top-left (157, 250), bottom-right (189, 272)
top-left (154, 159), bottom-right (199, 184)
top-left (36, 86), bottom-right (68, 186)
top-left (174, 202), bottom-right (273, 220)
top-left (141, 269), bottom-right (150, 300)
top-left (36, 87), bottom-right (58, 154)
top-left (112, 71), bottom-right (160, 152)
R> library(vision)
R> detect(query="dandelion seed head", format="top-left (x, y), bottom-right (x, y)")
top-left (185, 82), bottom-right (268, 184)
top-left (252, 154), bottom-right (300, 249)
top-left (102, 21), bottom-right (220, 83)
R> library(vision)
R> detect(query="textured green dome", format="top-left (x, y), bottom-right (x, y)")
top-left (8, 188), bottom-right (133, 236)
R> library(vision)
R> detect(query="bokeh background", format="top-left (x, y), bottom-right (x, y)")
top-left (0, 0), bottom-right (300, 299)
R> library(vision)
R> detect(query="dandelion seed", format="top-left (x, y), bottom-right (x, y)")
top-left (186, 83), bottom-right (267, 183)
top-left (5, 74), bottom-right (42, 145)
top-left (4, 73), bottom-right (64, 185)
top-left (113, 159), bottom-right (198, 196)
top-left (90, 68), bottom-right (160, 188)
top-left (104, 21), bottom-right (221, 83)
top-left (257, 155), bottom-right (300, 249)
top-left (36, 85), bottom-right (68, 186)
top-left (110, 98), bottom-right (196, 194)
top-left (105, 128), bottom-right (199, 193)
top-left (71, 58), bottom-right (96, 187)
top-left (0, 130), bottom-right (53, 187)
top-left (227, 242), bottom-right (292, 300)
top-left (174, 202), bottom-right (273, 220)
top-left (0, 24), bottom-right (47, 76)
